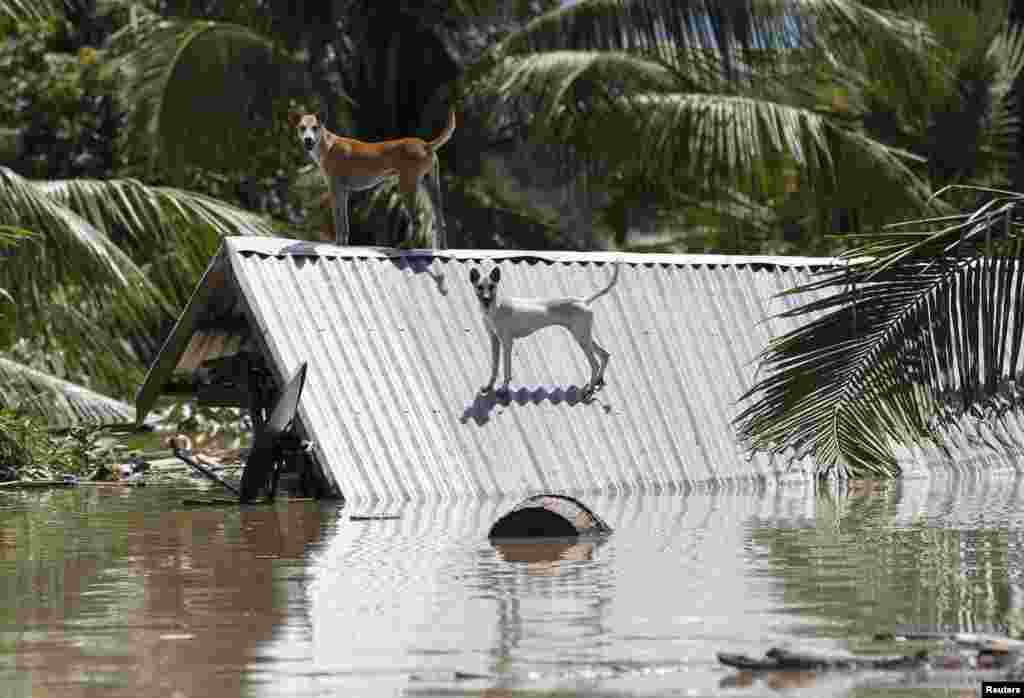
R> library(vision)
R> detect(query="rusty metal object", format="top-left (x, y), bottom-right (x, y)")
top-left (488, 494), bottom-right (612, 538)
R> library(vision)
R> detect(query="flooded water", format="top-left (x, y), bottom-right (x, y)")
top-left (1, 474), bottom-right (1023, 697)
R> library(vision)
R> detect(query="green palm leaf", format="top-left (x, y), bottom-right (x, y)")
top-left (470, 48), bottom-right (936, 223)
top-left (0, 168), bottom-right (274, 395)
top-left (972, 23), bottom-right (1024, 187)
top-left (0, 354), bottom-right (136, 428)
top-left (459, 1), bottom-right (945, 241)
top-left (33, 175), bottom-right (276, 306)
top-left (103, 5), bottom-right (299, 179)
top-left (496, 0), bottom-right (929, 65)
top-left (0, 166), bottom-right (167, 329)
top-left (736, 186), bottom-right (1024, 476)
top-left (0, 0), bottom-right (53, 21)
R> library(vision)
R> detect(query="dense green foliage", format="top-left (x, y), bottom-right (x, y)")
top-left (0, 408), bottom-right (115, 478)
top-left (3, 0), bottom-right (1024, 476)
top-left (459, 0), bottom-right (1024, 255)
top-left (0, 19), bottom-right (120, 179)
top-left (736, 186), bottom-right (1024, 476)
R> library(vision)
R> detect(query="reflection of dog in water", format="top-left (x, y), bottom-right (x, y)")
top-left (469, 264), bottom-right (620, 398)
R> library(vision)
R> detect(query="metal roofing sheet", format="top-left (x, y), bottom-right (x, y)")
top-left (139, 237), bottom-right (1024, 503)
top-left (223, 237), bottom-right (840, 503)
top-left (219, 237), bottom-right (840, 268)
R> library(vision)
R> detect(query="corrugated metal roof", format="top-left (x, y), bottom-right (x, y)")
top-left (137, 237), bottom-right (1024, 503)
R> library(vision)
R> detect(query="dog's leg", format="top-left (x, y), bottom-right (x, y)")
top-left (331, 187), bottom-right (350, 245)
top-left (319, 191), bottom-right (335, 242)
top-left (501, 336), bottom-right (514, 393)
top-left (398, 174), bottom-right (420, 248)
top-left (570, 317), bottom-right (604, 396)
top-left (481, 332), bottom-right (500, 394)
top-left (579, 341), bottom-right (602, 396)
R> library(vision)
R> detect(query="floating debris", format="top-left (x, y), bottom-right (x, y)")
top-left (718, 647), bottom-right (927, 671)
top-left (717, 636), bottom-right (1024, 691)
top-left (0, 479), bottom-right (76, 490)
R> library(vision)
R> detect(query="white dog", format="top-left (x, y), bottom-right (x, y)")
top-left (469, 264), bottom-right (620, 397)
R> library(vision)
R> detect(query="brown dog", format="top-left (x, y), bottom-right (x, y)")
top-left (289, 110), bottom-right (455, 248)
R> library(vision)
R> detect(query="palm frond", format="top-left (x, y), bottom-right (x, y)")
top-left (5, 287), bottom-right (146, 399)
top-left (471, 49), bottom-right (936, 226)
top-left (493, 0), bottom-right (933, 77)
top-left (486, 50), bottom-right (678, 108)
top-left (634, 92), bottom-right (931, 203)
top-left (972, 23), bottom-right (1024, 187)
top-left (0, 166), bottom-right (169, 330)
top-left (0, 0), bottom-right (55, 21)
top-left (103, 6), bottom-right (298, 179)
top-left (33, 176), bottom-right (275, 306)
top-left (0, 354), bottom-right (136, 429)
top-left (736, 186), bottom-right (1024, 476)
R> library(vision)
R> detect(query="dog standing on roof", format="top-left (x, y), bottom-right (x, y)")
top-left (289, 109), bottom-right (455, 249)
top-left (469, 263), bottom-right (621, 399)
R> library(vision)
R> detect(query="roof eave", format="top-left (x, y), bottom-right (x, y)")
top-left (219, 236), bottom-right (844, 269)
top-left (134, 243), bottom-right (232, 425)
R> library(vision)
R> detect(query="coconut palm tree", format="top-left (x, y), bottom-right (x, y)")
top-left (0, 222), bottom-right (144, 425)
top-left (456, 0), bottom-right (1024, 252)
top-left (86, 0), bottom-right (563, 245)
top-left (732, 0), bottom-right (1024, 477)
top-left (0, 165), bottom-right (277, 400)
top-left (735, 185), bottom-right (1024, 477)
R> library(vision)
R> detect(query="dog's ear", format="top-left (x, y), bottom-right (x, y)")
top-left (287, 110), bottom-right (301, 128)
top-left (489, 267), bottom-right (501, 283)
top-left (469, 268), bottom-right (480, 284)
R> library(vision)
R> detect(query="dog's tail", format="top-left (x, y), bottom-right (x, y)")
top-left (584, 262), bottom-right (621, 305)
top-left (427, 110), bottom-right (457, 152)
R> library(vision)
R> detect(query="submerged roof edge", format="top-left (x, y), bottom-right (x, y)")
top-left (134, 244), bottom-right (232, 424)
top-left (222, 236), bottom-right (842, 269)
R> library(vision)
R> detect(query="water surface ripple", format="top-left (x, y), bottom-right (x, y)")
top-left (0, 474), bottom-right (1021, 697)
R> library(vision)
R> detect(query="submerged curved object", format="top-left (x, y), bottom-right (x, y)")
top-left (488, 494), bottom-right (612, 539)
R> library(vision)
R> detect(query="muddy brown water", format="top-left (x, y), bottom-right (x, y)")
top-left (1, 475), bottom-right (1022, 697)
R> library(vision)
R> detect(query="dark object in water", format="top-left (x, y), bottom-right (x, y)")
top-left (488, 494), bottom-right (612, 538)
top-left (239, 363), bottom-right (307, 503)
top-left (718, 640), bottom-right (1024, 690)
top-left (409, 670), bottom-right (493, 682)
top-left (126, 455), bottom-right (151, 475)
top-left (349, 515), bottom-right (401, 521)
top-left (718, 647), bottom-right (928, 671)
top-left (171, 446), bottom-right (241, 496)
